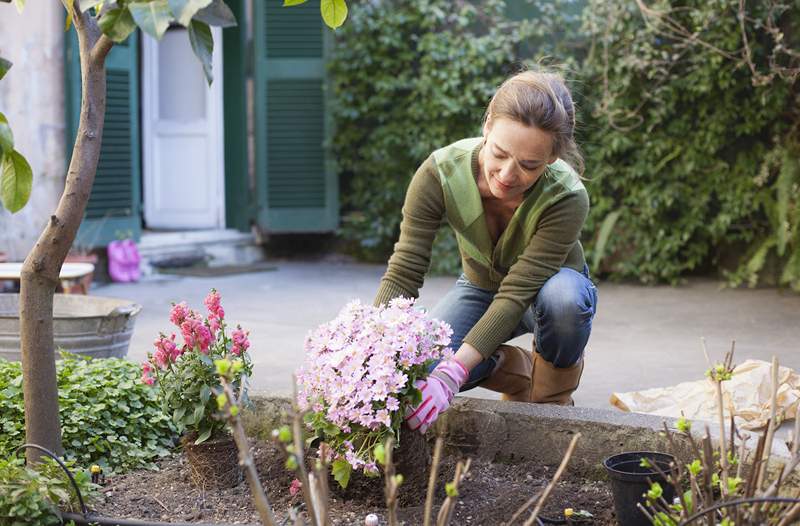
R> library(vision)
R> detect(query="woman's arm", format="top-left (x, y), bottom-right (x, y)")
top-left (373, 155), bottom-right (446, 305)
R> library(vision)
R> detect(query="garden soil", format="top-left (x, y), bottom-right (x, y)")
top-left (94, 440), bottom-right (616, 525)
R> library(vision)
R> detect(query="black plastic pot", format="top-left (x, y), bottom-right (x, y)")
top-left (603, 451), bottom-right (676, 526)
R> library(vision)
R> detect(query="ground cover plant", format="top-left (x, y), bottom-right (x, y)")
top-left (0, 456), bottom-right (96, 526)
top-left (0, 355), bottom-right (174, 473)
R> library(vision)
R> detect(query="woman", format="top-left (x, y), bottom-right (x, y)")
top-left (373, 70), bottom-right (598, 433)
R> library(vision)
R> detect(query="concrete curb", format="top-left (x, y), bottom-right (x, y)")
top-left (243, 395), bottom-right (793, 482)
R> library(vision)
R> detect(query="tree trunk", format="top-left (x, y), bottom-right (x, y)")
top-left (20, 2), bottom-right (113, 463)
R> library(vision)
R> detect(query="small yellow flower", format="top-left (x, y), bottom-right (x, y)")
top-left (90, 465), bottom-right (102, 474)
top-left (564, 508), bottom-right (574, 517)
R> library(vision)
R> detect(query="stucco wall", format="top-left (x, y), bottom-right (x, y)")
top-left (0, 3), bottom-right (66, 261)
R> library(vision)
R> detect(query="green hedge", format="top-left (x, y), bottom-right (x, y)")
top-left (0, 356), bottom-right (175, 473)
top-left (330, 0), bottom-right (799, 288)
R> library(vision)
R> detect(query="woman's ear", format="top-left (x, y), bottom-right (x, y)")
top-left (482, 116), bottom-right (492, 138)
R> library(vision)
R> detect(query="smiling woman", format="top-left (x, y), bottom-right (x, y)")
top-left (373, 69), bottom-right (597, 435)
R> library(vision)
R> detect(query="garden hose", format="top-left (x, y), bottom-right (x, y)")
top-left (14, 443), bottom-right (89, 516)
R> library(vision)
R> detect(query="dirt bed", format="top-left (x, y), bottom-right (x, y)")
top-left (94, 441), bottom-right (616, 525)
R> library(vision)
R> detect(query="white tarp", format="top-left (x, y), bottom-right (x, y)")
top-left (610, 359), bottom-right (800, 430)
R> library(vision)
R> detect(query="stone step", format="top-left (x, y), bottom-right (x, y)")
top-left (138, 229), bottom-right (265, 274)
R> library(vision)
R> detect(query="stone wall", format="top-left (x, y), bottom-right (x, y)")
top-left (0, 3), bottom-right (66, 260)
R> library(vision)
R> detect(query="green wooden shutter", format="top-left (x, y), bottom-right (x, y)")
top-left (66, 28), bottom-right (141, 247)
top-left (253, 1), bottom-right (338, 232)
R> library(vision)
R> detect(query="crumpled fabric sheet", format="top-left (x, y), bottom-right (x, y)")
top-left (610, 359), bottom-right (800, 430)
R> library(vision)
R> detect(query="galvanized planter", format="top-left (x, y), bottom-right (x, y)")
top-left (0, 293), bottom-right (141, 361)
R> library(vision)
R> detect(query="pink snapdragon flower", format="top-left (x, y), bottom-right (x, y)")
top-left (204, 289), bottom-right (225, 334)
top-left (153, 333), bottom-right (180, 368)
top-left (181, 318), bottom-right (213, 353)
top-left (169, 301), bottom-right (190, 326)
top-left (231, 327), bottom-right (250, 356)
top-left (141, 361), bottom-right (155, 385)
top-left (289, 478), bottom-right (302, 497)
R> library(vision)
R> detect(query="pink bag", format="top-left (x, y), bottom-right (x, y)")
top-left (107, 239), bottom-right (141, 283)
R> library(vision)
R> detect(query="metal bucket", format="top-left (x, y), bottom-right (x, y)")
top-left (0, 293), bottom-right (142, 361)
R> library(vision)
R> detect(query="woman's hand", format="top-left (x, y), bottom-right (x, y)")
top-left (404, 357), bottom-right (469, 433)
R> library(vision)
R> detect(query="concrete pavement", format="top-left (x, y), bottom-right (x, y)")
top-left (95, 260), bottom-right (800, 410)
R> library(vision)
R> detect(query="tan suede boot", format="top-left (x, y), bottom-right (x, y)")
top-left (530, 351), bottom-right (584, 406)
top-left (477, 345), bottom-right (533, 401)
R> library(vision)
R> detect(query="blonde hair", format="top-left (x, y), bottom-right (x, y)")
top-left (485, 70), bottom-right (584, 175)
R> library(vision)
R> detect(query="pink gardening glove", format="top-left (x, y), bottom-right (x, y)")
top-left (405, 359), bottom-right (469, 434)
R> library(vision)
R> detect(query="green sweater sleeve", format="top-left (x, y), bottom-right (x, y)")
top-left (462, 189), bottom-right (590, 358)
top-left (374, 155), bottom-right (444, 306)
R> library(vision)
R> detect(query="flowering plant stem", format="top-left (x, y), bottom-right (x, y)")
top-left (218, 376), bottom-right (278, 526)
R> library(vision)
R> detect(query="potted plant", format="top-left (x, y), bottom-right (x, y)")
top-left (296, 297), bottom-right (453, 495)
top-left (141, 289), bottom-right (253, 488)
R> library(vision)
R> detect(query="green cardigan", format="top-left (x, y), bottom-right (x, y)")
top-left (374, 138), bottom-right (589, 359)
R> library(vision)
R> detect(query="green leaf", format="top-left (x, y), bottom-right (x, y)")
top-left (199, 384), bottom-right (211, 404)
top-left (168, 0), bottom-right (212, 26)
top-left (320, 0), bottom-right (347, 29)
top-left (0, 113), bottom-right (13, 154)
top-left (283, 0), bottom-right (308, 5)
top-left (332, 458), bottom-right (351, 489)
top-left (78, 0), bottom-right (104, 12)
top-left (12, 0), bottom-right (24, 14)
top-left (187, 20), bottom-right (213, 85)
top-left (193, 0), bottom-right (236, 27)
top-left (0, 57), bottom-right (11, 81)
top-left (128, 0), bottom-right (173, 40)
top-left (1, 150), bottom-right (32, 213)
top-left (591, 209), bottom-right (621, 274)
top-left (194, 426), bottom-right (212, 444)
top-left (98, 7), bottom-right (137, 43)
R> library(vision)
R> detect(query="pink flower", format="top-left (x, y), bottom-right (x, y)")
top-left (169, 302), bottom-right (190, 326)
top-left (208, 315), bottom-right (221, 334)
top-left (153, 334), bottom-right (179, 367)
top-left (204, 289), bottom-right (225, 320)
top-left (141, 361), bottom-right (155, 385)
top-left (181, 318), bottom-right (213, 353)
top-left (289, 478), bottom-right (302, 496)
top-left (231, 327), bottom-right (250, 356)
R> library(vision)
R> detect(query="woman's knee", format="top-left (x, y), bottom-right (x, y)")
top-left (534, 269), bottom-right (596, 367)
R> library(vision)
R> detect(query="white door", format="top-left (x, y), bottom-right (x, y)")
top-left (142, 26), bottom-right (225, 229)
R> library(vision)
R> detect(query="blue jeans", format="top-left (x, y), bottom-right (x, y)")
top-left (429, 266), bottom-right (598, 391)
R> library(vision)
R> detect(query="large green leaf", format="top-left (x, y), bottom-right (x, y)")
top-left (194, 0), bottom-right (236, 27)
top-left (1, 150), bottom-right (32, 213)
top-left (98, 7), bottom-right (137, 43)
top-left (168, 0), bottom-right (212, 27)
top-left (0, 113), bottom-right (13, 154)
top-left (283, 0), bottom-right (308, 5)
top-left (332, 458), bottom-right (352, 489)
top-left (187, 20), bottom-right (213, 84)
top-left (320, 0), bottom-right (347, 29)
top-left (0, 57), bottom-right (11, 81)
top-left (128, 0), bottom-right (173, 40)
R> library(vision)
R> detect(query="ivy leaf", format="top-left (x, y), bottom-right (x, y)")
top-left (283, 0), bottom-right (308, 5)
top-left (332, 458), bottom-right (352, 489)
top-left (188, 20), bottom-right (213, 85)
top-left (168, 0), bottom-right (212, 27)
top-left (320, 0), bottom-right (347, 29)
top-left (0, 113), bottom-right (14, 154)
top-left (194, 0), bottom-right (236, 28)
top-left (0, 57), bottom-right (10, 81)
top-left (1, 150), bottom-right (33, 213)
top-left (98, 7), bottom-right (137, 43)
top-left (128, 0), bottom-right (173, 40)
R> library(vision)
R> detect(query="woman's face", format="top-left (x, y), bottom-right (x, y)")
top-left (480, 117), bottom-right (556, 202)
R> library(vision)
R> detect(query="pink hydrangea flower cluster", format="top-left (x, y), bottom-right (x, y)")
top-left (296, 297), bottom-right (452, 473)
